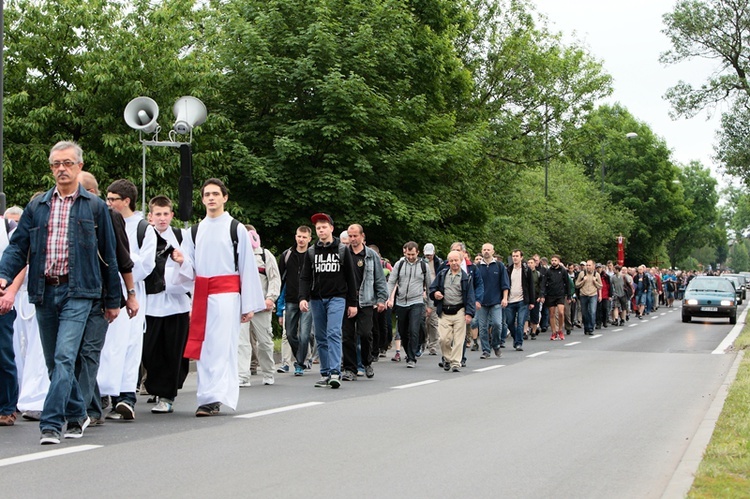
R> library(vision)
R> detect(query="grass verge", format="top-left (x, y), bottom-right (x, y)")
top-left (688, 322), bottom-right (750, 498)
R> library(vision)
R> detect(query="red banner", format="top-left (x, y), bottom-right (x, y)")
top-left (617, 235), bottom-right (625, 266)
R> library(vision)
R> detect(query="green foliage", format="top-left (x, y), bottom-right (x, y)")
top-left (666, 161), bottom-right (723, 267)
top-left (564, 105), bottom-right (690, 265)
top-left (728, 240), bottom-right (750, 272)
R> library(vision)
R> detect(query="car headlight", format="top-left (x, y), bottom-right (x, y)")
top-left (685, 299), bottom-right (698, 305)
top-left (721, 300), bottom-right (734, 306)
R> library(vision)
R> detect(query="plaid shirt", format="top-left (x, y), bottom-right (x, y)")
top-left (45, 187), bottom-right (79, 276)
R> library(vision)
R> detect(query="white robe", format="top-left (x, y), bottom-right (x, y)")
top-left (13, 280), bottom-right (49, 412)
top-left (98, 213), bottom-right (156, 396)
top-left (175, 212), bottom-right (264, 410)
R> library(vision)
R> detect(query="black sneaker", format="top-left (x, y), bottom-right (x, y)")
top-left (115, 401), bottom-right (135, 420)
top-left (341, 371), bottom-right (356, 381)
top-left (365, 366), bottom-right (374, 378)
top-left (195, 402), bottom-right (221, 417)
top-left (314, 377), bottom-right (329, 388)
top-left (328, 374), bottom-right (341, 389)
top-left (64, 417), bottom-right (91, 439)
top-left (40, 430), bottom-right (61, 445)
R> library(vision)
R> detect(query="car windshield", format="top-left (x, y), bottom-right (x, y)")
top-left (687, 278), bottom-right (734, 293)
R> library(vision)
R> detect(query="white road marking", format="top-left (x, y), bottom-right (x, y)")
top-left (391, 380), bottom-right (440, 389)
top-left (713, 305), bottom-right (750, 354)
top-left (628, 324), bottom-right (638, 328)
top-left (473, 365), bottom-right (505, 372)
top-left (564, 341), bottom-right (581, 346)
top-left (651, 316), bottom-right (659, 320)
top-left (235, 402), bottom-right (324, 419)
top-left (0, 445), bottom-right (102, 468)
top-left (589, 334), bottom-right (602, 339)
top-left (661, 312), bottom-right (667, 316)
top-left (612, 328), bottom-right (623, 332)
top-left (526, 351), bottom-right (549, 358)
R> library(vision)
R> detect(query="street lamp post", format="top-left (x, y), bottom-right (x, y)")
top-left (601, 132), bottom-right (638, 192)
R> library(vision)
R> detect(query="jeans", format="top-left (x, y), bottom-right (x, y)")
top-left (504, 301), bottom-right (529, 347)
top-left (310, 297), bottom-right (346, 377)
top-left (0, 308), bottom-right (18, 415)
top-left (286, 302), bottom-right (313, 370)
top-left (579, 295), bottom-right (597, 332)
top-left (35, 283), bottom-right (93, 433)
top-left (394, 303), bottom-right (424, 363)
top-left (76, 299), bottom-right (108, 418)
top-left (596, 299), bottom-right (611, 326)
top-left (476, 304), bottom-right (504, 353)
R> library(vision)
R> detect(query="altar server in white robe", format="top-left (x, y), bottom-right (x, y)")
top-left (14, 273), bottom-right (49, 420)
top-left (172, 178), bottom-right (265, 416)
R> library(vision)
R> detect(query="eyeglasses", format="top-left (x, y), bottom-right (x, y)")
top-left (50, 160), bottom-right (79, 168)
top-left (106, 196), bottom-right (122, 203)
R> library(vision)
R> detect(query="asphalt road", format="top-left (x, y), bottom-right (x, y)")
top-left (0, 304), bottom-right (741, 498)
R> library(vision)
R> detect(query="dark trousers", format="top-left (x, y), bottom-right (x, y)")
top-left (0, 309), bottom-right (18, 415)
top-left (142, 313), bottom-right (190, 400)
top-left (395, 304), bottom-right (424, 363)
top-left (372, 308), bottom-right (389, 356)
top-left (343, 306), bottom-right (374, 373)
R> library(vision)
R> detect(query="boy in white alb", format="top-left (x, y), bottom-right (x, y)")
top-left (172, 178), bottom-right (265, 416)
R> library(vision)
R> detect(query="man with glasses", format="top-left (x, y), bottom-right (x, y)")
top-left (0, 141), bottom-right (121, 444)
top-left (97, 179), bottom-right (156, 421)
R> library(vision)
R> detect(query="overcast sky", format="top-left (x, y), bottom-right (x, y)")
top-left (533, 0), bottom-right (727, 182)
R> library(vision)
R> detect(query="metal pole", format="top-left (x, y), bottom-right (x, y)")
top-left (142, 142), bottom-right (147, 214)
top-left (600, 142), bottom-right (605, 193)
top-left (0, 0), bottom-right (6, 215)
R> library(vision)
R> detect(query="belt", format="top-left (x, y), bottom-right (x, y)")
top-left (45, 274), bottom-right (69, 286)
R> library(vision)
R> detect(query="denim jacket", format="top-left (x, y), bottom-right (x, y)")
top-left (357, 246), bottom-right (388, 307)
top-left (0, 184), bottom-right (121, 309)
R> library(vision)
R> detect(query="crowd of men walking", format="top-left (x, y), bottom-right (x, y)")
top-left (0, 141), bottom-right (700, 446)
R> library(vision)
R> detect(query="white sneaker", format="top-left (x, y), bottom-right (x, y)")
top-left (263, 375), bottom-right (274, 385)
top-left (239, 378), bottom-right (252, 387)
top-left (151, 400), bottom-right (174, 414)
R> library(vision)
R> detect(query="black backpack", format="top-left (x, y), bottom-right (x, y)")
top-left (190, 218), bottom-right (241, 272)
top-left (137, 220), bottom-right (184, 295)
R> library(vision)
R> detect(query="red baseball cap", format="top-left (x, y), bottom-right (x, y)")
top-left (310, 213), bottom-right (334, 225)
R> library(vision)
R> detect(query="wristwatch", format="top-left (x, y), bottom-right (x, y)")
top-left (127, 288), bottom-right (136, 296)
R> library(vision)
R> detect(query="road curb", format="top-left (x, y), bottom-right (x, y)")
top-left (661, 346), bottom-right (745, 498)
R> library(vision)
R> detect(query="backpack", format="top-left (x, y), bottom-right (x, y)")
top-left (395, 257), bottom-right (428, 282)
top-left (191, 218), bottom-right (241, 272)
top-left (142, 225), bottom-right (184, 295)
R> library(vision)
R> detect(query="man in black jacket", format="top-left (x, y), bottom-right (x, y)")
top-left (542, 255), bottom-right (570, 341)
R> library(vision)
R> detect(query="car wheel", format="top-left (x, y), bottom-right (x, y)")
top-left (730, 313), bottom-right (737, 325)
top-left (682, 313), bottom-right (691, 323)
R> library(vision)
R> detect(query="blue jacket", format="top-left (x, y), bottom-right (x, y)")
top-left (429, 267), bottom-right (476, 318)
top-left (477, 259), bottom-right (509, 306)
top-left (356, 246), bottom-right (388, 307)
top-left (0, 185), bottom-right (121, 309)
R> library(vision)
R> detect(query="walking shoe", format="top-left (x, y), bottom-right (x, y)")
top-left (195, 402), bottom-right (221, 417)
top-left (341, 371), bottom-right (357, 381)
top-left (276, 364), bottom-right (289, 373)
top-left (531, 333), bottom-right (538, 340)
top-left (314, 377), bottom-right (330, 388)
top-left (550, 332), bottom-right (557, 340)
top-left (371, 355), bottom-right (379, 363)
top-left (429, 349), bottom-right (437, 355)
top-left (263, 375), bottom-right (275, 385)
top-left (452, 366), bottom-right (460, 372)
top-left (22, 411), bottom-right (41, 421)
top-left (239, 378), bottom-right (252, 387)
top-left (406, 360), bottom-right (416, 368)
top-left (0, 413), bottom-right (17, 426)
top-left (416, 349), bottom-right (423, 358)
top-left (559, 331), bottom-right (565, 340)
top-left (493, 348), bottom-right (502, 358)
top-left (146, 395), bottom-right (158, 404)
top-left (115, 401), bottom-right (135, 420)
top-left (64, 417), bottom-right (90, 439)
top-left (479, 352), bottom-right (490, 359)
top-left (357, 370), bottom-right (365, 377)
top-left (40, 430), bottom-right (60, 445)
top-left (470, 341), bottom-right (479, 351)
top-left (89, 416), bottom-right (105, 427)
top-left (379, 351), bottom-right (387, 358)
top-left (365, 365), bottom-right (374, 378)
top-left (515, 345), bottom-right (523, 352)
top-left (443, 362), bottom-right (451, 371)
top-left (294, 366), bottom-right (304, 376)
top-left (152, 399), bottom-right (174, 414)
top-left (461, 360), bottom-right (466, 367)
top-left (101, 395), bottom-right (111, 410)
top-left (391, 352), bottom-right (401, 362)
top-left (328, 373), bottom-right (341, 389)
top-left (523, 332), bottom-right (529, 340)
top-left (105, 410), bottom-right (122, 420)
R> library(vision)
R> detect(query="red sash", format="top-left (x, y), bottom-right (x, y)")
top-left (184, 274), bottom-right (241, 360)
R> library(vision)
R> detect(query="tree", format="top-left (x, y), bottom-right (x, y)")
top-left (3, 0), bottom-right (222, 211)
top-left (662, 0), bottom-right (750, 181)
top-left (728, 240), bottom-right (750, 272)
top-left (666, 161), bottom-right (723, 267)
top-left (563, 105), bottom-right (690, 265)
